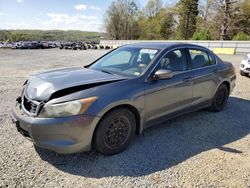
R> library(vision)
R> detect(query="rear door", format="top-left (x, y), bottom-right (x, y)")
top-left (187, 48), bottom-right (220, 105)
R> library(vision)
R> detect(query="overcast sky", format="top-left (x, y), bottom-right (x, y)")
top-left (0, 0), bottom-right (155, 32)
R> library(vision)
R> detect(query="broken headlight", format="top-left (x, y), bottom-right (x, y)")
top-left (39, 97), bottom-right (97, 118)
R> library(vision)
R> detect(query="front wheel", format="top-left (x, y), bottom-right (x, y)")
top-left (210, 84), bottom-right (229, 112)
top-left (93, 108), bottom-right (136, 155)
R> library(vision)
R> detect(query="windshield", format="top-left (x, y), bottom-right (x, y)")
top-left (89, 47), bottom-right (159, 77)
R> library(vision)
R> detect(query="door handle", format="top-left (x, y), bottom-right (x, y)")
top-left (183, 76), bottom-right (192, 82)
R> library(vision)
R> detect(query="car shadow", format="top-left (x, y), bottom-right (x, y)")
top-left (35, 96), bottom-right (250, 178)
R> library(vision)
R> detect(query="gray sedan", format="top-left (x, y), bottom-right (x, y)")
top-left (11, 42), bottom-right (236, 155)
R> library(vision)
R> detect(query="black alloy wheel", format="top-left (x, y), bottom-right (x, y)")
top-left (94, 108), bottom-right (136, 155)
top-left (210, 84), bottom-right (229, 112)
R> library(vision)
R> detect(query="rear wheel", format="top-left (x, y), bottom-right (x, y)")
top-left (94, 108), bottom-right (136, 155)
top-left (210, 84), bottom-right (229, 112)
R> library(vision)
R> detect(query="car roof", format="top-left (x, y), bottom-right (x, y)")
top-left (122, 42), bottom-right (206, 50)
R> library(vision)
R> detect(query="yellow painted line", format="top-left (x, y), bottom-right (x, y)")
top-left (213, 48), bottom-right (235, 55)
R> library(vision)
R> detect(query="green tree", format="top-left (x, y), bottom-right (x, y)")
top-left (199, 0), bottom-right (217, 28)
top-left (0, 30), bottom-right (102, 42)
top-left (137, 0), bottom-right (175, 40)
top-left (105, 0), bottom-right (139, 40)
top-left (219, 0), bottom-right (236, 40)
top-left (160, 10), bottom-right (175, 39)
top-left (144, 0), bottom-right (163, 19)
top-left (233, 32), bottom-right (250, 41)
top-left (230, 0), bottom-right (250, 38)
top-left (177, 0), bottom-right (199, 39)
top-left (192, 29), bottom-right (211, 40)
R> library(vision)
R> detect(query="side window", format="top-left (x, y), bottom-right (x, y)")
top-left (159, 49), bottom-right (187, 72)
top-left (188, 49), bottom-right (214, 69)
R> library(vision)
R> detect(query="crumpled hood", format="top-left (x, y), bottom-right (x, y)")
top-left (25, 67), bottom-right (126, 101)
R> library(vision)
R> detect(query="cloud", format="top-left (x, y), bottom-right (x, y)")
top-left (0, 12), bottom-right (5, 16)
top-left (90, 6), bottom-right (101, 11)
top-left (47, 13), bottom-right (69, 23)
top-left (16, 0), bottom-right (23, 3)
top-left (47, 13), bottom-right (97, 24)
top-left (74, 4), bottom-right (101, 11)
top-left (41, 13), bottom-right (102, 31)
top-left (0, 12), bottom-right (102, 32)
top-left (74, 4), bottom-right (87, 11)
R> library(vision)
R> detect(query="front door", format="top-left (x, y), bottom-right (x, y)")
top-left (144, 49), bottom-right (193, 124)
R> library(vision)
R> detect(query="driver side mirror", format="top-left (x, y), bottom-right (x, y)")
top-left (152, 69), bottom-right (173, 80)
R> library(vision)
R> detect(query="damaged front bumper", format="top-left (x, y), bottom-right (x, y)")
top-left (11, 104), bottom-right (100, 154)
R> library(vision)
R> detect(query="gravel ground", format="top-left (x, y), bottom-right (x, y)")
top-left (0, 49), bottom-right (250, 188)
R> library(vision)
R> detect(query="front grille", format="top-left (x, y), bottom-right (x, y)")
top-left (21, 95), bottom-right (41, 116)
top-left (246, 68), bottom-right (250, 71)
top-left (23, 96), bottom-right (37, 114)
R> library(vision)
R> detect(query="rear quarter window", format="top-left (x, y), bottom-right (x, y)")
top-left (188, 49), bottom-right (215, 69)
top-left (208, 52), bottom-right (216, 65)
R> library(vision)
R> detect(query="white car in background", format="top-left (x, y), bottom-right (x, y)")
top-left (240, 54), bottom-right (250, 76)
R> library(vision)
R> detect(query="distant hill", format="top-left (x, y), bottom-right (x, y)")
top-left (0, 29), bottom-right (106, 42)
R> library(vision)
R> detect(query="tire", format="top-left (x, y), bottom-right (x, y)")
top-left (240, 70), bottom-right (248, 76)
top-left (94, 108), bottom-right (136, 155)
top-left (210, 84), bottom-right (229, 112)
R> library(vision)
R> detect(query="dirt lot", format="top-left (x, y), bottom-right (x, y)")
top-left (0, 49), bottom-right (249, 187)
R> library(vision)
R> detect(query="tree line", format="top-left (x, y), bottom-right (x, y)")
top-left (105, 0), bottom-right (250, 40)
top-left (0, 30), bottom-right (102, 42)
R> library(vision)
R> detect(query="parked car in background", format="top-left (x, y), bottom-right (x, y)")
top-left (60, 42), bottom-right (88, 50)
top-left (240, 54), bottom-right (250, 76)
top-left (11, 42), bottom-right (236, 155)
top-left (3, 40), bottom-right (106, 50)
top-left (14, 41), bottom-right (42, 49)
top-left (72, 42), bottom-right (87, 50)
top-left (1, 41), bottom-right (59, 50)
top-left (99, 44), bottom-right (104, 49)
top-left (12, 42), bottom-right (22, 49)
top-left (0, 42), bottom-right (14, 49)
top-left (48, 42), bottom-right (57, 48)
top-left (60, 42), bottom-right (73, 49)
top-left (32, 41), bottom-right (44, 49)
top-left (17, 42), bottom-right (34, 49)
